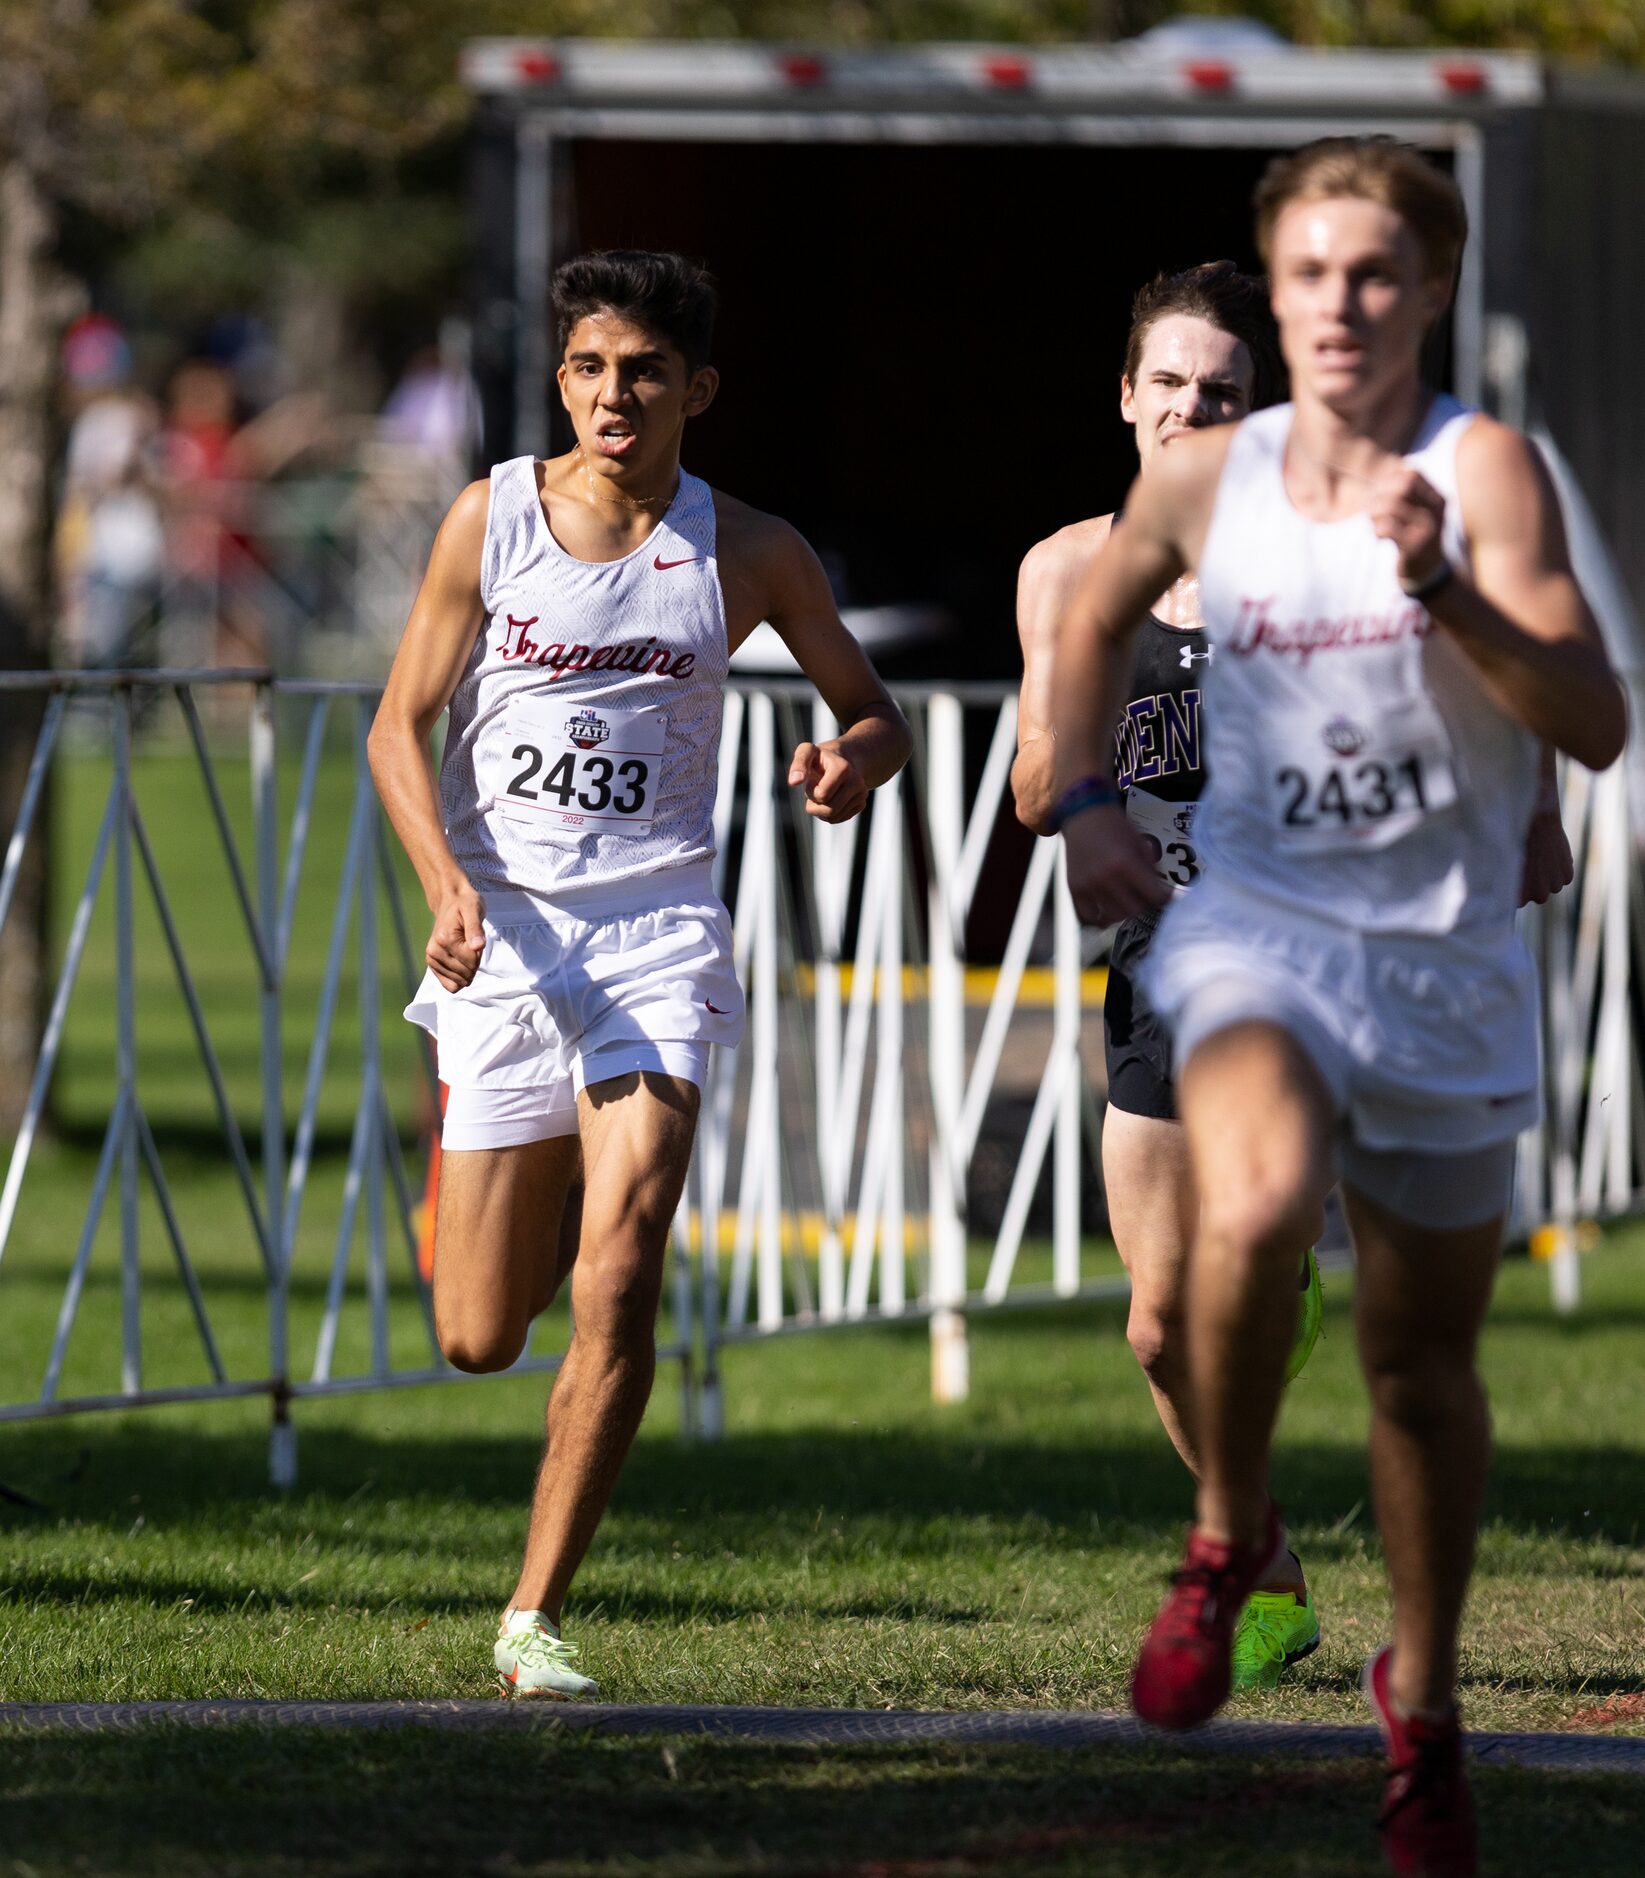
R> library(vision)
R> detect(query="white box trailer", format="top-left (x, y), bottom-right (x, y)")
top-left (460, 37), bottom-right (1645, 1282)
top-left (459, 34), bottom-right (1644, 767)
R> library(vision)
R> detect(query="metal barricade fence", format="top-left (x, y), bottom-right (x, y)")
top-left (0, 672), bottom-right (697, 1485)
top-left (1, 672), bottom-right (1639, 1481)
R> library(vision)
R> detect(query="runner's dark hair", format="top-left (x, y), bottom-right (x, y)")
top-left (552, 250), bottom-right (718, 371)
top-left (1123, 260), bottom-right (1286, 409)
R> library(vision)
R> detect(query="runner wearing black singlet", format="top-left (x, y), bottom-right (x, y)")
top-left (1104, 591), bottom-right (1212, 1121)
top-left (1015, 264), bottom-right (1320, 1690)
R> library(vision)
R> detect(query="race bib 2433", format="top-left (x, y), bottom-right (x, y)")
top-left (493, 701), bottom-right (667, 840)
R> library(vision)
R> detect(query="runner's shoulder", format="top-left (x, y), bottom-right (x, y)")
top-left (440, 476), bottom-right (494, 545)
top-left (1454, 412), bottom-right (1551, 497)
top-left (1453, 413), bottom-right (1572, 554)
top-left (1019, 513), bottom-right (1115, 591)
top-left (710, 489), bottom-right (820, 589)
top-left (425, 477), bottom-right (493, 589)
top-left (1018, 515), bottom-right (1114, 640)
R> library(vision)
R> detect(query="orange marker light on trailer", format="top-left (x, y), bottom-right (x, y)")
top-left (514, 49), bottom-right (560, 85)
top-left (1436, 61), bottom-right (1489, 96)
top-left (778, 52), bottom-right (827, 88)
top-left (981, 55), bottom-right (1032, 91)
top-left (1182, 60), bottom-right (1235, 94)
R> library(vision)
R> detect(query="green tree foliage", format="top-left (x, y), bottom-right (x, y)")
top-left (468, 0), bottom-right (1645, 59)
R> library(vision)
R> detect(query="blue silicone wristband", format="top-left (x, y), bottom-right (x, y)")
top-left (1050, 773), bottom-right (1122, 832)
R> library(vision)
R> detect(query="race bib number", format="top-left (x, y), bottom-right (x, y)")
top-left (1268, 702), bottom-right (1457, 852)
top-left (1126, 787), bottom-right (1202, 892)
top-left (494, 702), bottom-right (667, 840)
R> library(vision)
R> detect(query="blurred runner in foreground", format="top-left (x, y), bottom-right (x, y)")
top-left (1051, 138), bottom-right (1622, 1875)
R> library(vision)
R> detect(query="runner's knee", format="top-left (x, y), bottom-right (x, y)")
top-left (569, 1256), bottom-right (664, 1352)
top-left (435, 1301), bottom-right (528, 1374)
top-left (1198, 1178), bottom-right (1316, 1269)
top-left (1362, 1346), bottom-right (1482, 1439)
top-left (1126, 1303), bottom-right (1184, 1386)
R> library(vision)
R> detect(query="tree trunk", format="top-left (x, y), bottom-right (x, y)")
top-left (0, 158), bottom-right (77, 1133)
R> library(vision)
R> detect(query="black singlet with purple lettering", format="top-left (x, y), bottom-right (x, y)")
top-left (1113, 613), bottom-right (1210, 812)
top-left (1104, 611), bottom-right (1212, 1121)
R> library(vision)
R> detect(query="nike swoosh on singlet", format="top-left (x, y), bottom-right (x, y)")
top-left (654, 555), bottom-right (703, 571)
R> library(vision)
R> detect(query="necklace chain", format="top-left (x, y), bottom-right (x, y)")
top-left (576, 448), bottom-right (676, 510)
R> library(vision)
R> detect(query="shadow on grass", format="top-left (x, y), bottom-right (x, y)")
top-left (0, 1731), bottom-right (1639, 1878)
top-left (5, 1410), bottom-right (1645, 1549)
top-left (48, 1115), bottom-right (416, 1168)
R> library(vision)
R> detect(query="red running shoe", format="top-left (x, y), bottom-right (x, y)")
top-left (1130, 1505), bottom-right (1281, 1729)
top-left (1363, 1645), bottom-right (1477, 1877)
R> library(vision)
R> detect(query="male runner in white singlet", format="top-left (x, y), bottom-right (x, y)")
top-left (1014, 263), bottom-right (1327, 1694)
top-left (1050, 142), bottom-right (1624, 1876)
top-left (369, 251), bottom-right (911, 1698)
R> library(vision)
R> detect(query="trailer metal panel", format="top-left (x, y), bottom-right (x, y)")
top-left (460, 38), bottom-right (1545, 111)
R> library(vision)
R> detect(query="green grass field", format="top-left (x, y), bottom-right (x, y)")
top-left (5, 1243), bottom-right (1645, 1874)
top-left (2, 741), bottom-right (1643, 1873)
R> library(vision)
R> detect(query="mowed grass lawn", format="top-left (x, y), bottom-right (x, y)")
top-left (1, 739), bottom-right (1642, 1873)
top-left (5, 1240), bottom-right (1645, 1875)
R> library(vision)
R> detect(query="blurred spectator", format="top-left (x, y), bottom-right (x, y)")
top-left (206, 312), bottom-right (286, 413)
top-left (158, 358), bottom-right (268, 668)
top-left (56, 316), bottom-right (165, 668)
top-left (379, 325), bottom-right (481, 472)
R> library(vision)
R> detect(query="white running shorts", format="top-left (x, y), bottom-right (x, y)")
top-left (404, 863), bottom-right (744, 1152)
top-left (1141, 873), bottom-right (1540, 1227)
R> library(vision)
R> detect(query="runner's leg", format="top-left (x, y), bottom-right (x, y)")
top-left (530, 1165), bottom-right (585, 1321)
top-left (1177, 1021), bottom-right (1336, 1548)
top-left (509, 1070), bottom-right (700, 1623)
top-left (432, 1137), bottom-right (582, 1372)
top-left (1346, 1184), bottom-right (1502, 1717)
top-left (1103, 1107), bottom-right (1198, 1471)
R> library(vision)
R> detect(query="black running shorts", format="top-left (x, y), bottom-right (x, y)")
top-left (1102, 914), bottom-right (1177, 1121)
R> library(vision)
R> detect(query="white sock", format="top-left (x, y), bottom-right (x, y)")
top-left (502, 1607), bottom-right (559, 1638)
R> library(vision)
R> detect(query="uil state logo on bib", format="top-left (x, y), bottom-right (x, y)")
top-left (1322, 715), bottom-right (1368, 758)
top-left (567, 709), bottom-right (611, 751)
top-left (494, 699), bottom-right (670, 845)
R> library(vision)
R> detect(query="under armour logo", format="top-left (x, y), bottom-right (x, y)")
top-left (1180, 645), bottom-right (1213, 669)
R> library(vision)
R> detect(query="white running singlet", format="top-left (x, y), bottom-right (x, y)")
top-left (1192, 396), bottom-right (1539, 934)
top-left (439, 457), bottom-right (729, 902)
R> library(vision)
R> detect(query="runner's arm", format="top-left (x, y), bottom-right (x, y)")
top-left (1050, 457), bottom-right (1202, 923)
top-left (1520, 742), bottom-right (1574, 907)
top-left (755, 521), bottom-right (912, 824)
top-left (1390, 422), bottom-right (1626, 770)
top-left (1012, 520), bottom-right (1111, 835)
top-left (367, 479), bottom-right (492, 990)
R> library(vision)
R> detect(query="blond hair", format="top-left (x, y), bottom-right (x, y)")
top-left (1254, 137), bottom-right (1468, 283)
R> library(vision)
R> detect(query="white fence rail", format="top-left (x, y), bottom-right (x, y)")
top-left (1, 672), bottom-right (1639, 1479)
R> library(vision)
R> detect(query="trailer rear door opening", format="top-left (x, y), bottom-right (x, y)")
top-left (554, 137), bottom-right (1459, 678)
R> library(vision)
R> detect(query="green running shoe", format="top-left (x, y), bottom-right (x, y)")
top-left (1284, 1246), bottom-right (1323, 1385)
top-left (1230, 1584), bottom-right (1321, 1691)
top-left (494, 1609), bottom-right (599, 1699)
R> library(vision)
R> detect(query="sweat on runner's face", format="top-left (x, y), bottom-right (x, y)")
top-left (557, 312), bottom-right (719, 474)
top-left (1121, 314), bottom-right (1255, 468)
